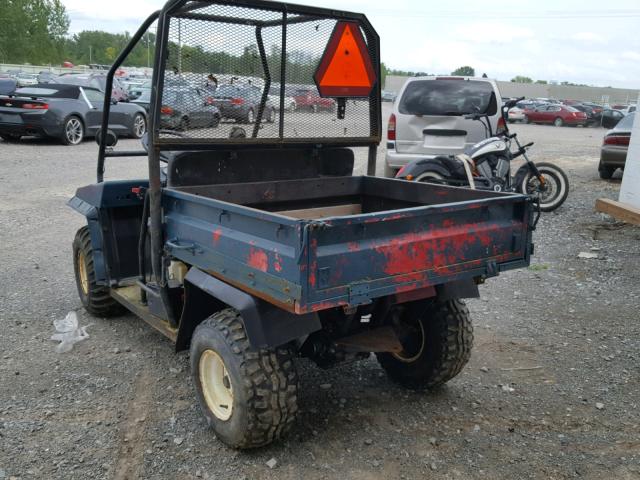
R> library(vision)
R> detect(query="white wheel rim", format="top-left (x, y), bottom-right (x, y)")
top-left (66, 119), bottom-right (83, 144)
top-left (134, 115), bottom-right (146, 137)
top-left (522, 167), bottom-right (565, 208)
top-left (199, 349), bottom-right (234, 421)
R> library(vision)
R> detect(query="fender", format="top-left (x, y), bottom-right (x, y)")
top-left (176, 268), bottom-right (322, 352)
top-left (396, 157), bottom-right (453, 180)
top-left (514, 164), bottom-right (532, 192)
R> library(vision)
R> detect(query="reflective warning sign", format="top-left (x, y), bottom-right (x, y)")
top-left (314, 21), bottom-right (376, 98)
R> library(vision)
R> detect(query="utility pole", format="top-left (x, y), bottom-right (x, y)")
top-left (89, 45), bottom-right (92, 64)
top-left (147, 33), bottom-right (150, 68)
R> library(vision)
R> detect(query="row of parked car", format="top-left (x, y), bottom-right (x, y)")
top-left (0, 66), bottom-right (345, 145)
top-left (505, 98), bottom-right (635, 129)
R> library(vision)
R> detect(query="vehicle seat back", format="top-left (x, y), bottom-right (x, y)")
top-left (166, 148), bottom-right (354, 187)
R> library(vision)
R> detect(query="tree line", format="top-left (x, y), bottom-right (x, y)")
top-left (1, 2), bottom-right (595, 88)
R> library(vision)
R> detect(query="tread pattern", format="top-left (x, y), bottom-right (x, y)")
top-left (193, 309), bottom-right (298, 449)
top-left (377, 299), bottom-right (473, 390)
top-left (429, 299), bottom-right (474, 387)
top-left (73, 226), bottom-right (125, 317)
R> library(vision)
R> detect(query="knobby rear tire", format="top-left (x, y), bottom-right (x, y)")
top-left (376, 299), bottom-right (473, 390)
top-left (190, 308), bottom-right (299, 449)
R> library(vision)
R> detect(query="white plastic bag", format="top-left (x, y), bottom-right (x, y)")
top-left (51, 311), bottom-right (91, 353)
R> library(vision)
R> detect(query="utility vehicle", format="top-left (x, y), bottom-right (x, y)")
top-left (69, 0), bottom-right (535, 449)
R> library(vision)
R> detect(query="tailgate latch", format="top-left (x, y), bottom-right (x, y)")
top-left (348, 283), bottom-right (371, 306)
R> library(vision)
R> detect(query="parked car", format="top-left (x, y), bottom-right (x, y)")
top-left (293, 88), bottom-right (336, 112)
top-left (56, 73), bottom-right (130, 102)
top-left (600, 109), bottom-right (626, 129)
top-left (212, 84), bottom-right (276, 123)
top-left (37, 71), bottom-right (57, 84)
top-left (0, 84), bottom-right (147, 145)
top-left (381, 90), bottom-right (396, 102)
top-left (385, 76), bottom-right (503, 177)
top-left (615, 105), bottom-right (637, 116)
top-left (133, 86), bottom-right (222, 130)
top-left (16, 73), bottom-right (39, 87)
top-left (128, 80), bottom-right (151, 100)
top-left (524, 104), bottom-right (588, 126)
top-left (581, 102), bottom-right (604, 115)
top-left (267, 85), bottom-right (297, 112)
top-left (599, 112), bottom-right (634, 179)
top-left (0, 77), bottom-right (17, 95)
top-left (507, 106), bottom-right (527, 123)
top-left (572, 104), bottom-right (598, 126)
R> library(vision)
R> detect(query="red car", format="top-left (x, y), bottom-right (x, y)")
top-left (524, 104), bottom-right (588, 127)
top-left (293, 88), bottom-right (335, 112)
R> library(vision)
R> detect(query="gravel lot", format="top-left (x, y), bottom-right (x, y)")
top-left (1, 105), bottom-right (639, 480)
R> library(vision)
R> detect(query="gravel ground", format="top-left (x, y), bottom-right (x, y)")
top-left (1, 107), bottom-right (639, 480)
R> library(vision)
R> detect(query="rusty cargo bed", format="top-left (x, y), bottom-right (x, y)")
top-left (163, 176), bottom-right (534, 314)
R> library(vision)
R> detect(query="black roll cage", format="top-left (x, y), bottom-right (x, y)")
top-left (95, 0), bottom-right (381, 325)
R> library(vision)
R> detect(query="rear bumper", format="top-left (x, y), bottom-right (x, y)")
top-left (385, 145), bottom-right (437, 170)
top-left (600, 146), bottom-right (628, 167)
top-left (0, 122), bottom-right (59, 138)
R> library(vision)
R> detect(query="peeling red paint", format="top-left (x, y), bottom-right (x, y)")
top-left (308, 238), bottom-right (318, 288)
top-left (212, 228), bottom-right (222, 244)
top-left (274, 252), bottom-right (283, 273)
top-left (247, 248), bottom-right (268, 272)
top-left (373, 223), bottom-right (506, 276)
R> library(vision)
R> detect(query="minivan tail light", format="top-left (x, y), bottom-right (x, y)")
top-left (603, 135), bottom-right (630, 146)
top-left (231, 98), bottom-right (244, 105)
top-left (388, 113), bottom-right (396, 140)
top-left (160, 106), bottom-right (174, 115)
top-left (496, 116), bottom-right (506, 135)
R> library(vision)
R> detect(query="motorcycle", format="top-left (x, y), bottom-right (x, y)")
top-left (394, 96), bottom-right (569, 212)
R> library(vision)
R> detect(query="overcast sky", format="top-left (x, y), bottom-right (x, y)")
top-left (62, 0), bottom-right (640, 89)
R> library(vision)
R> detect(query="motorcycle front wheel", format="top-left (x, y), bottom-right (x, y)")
top-left (518, 162), bottom-right (569, 212)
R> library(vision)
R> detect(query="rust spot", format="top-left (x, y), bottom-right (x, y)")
top-left (247, 248), bottom-right (268, 272)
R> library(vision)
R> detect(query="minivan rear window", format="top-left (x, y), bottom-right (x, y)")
top-left (399, 80), bottom-right (497, 116)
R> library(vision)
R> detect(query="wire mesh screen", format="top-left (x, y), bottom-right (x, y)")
top-left (155, 1), bottom-right (380, 144)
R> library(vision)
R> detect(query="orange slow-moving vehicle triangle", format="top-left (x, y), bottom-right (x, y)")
top-left (314, 21), bottom-right (376, 98)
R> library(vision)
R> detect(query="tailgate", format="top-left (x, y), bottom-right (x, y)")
top-left (306, 195), bottom-right (533, 306)
top-left (395, 114), bottom-right (487, 156)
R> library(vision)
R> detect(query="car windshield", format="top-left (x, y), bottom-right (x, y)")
top-left (617, 112), bottom-right (635, 130)
top-left (564, 106), bottom-right (579, 112)
top-left (399, 79), bottom-right (497, 116)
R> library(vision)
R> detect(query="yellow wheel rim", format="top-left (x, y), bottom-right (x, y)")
top-left (78, 250), bottom-right (89, 296)
top-left (199, 349), bottom-right (234, 421)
